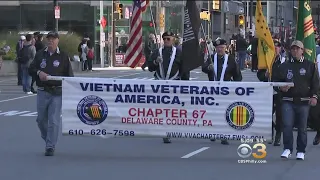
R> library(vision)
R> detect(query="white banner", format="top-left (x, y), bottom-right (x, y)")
top-left (62, 77), bottom-right (273, 141)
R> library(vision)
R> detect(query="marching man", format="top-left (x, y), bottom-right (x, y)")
top-left (257, 40), bottom-right (286, 146)
top-left (148, 31), bottom-right (189, 144)
top-left (202, 39), bottom-right (242, 145)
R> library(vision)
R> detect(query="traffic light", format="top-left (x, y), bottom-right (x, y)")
top-left (200, 8), bottom-right (210, 21)
top-left (116, 3), bottom-right (123, 19)
top-left (238, 15), bottom-right (245, 26)
top-left (159, 14), bottom-right (165, 27)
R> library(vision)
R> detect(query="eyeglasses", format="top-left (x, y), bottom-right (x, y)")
top-left (163, 38), bottom-right (171, 41)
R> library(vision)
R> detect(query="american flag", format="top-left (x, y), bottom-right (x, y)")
top-left (124, 0), bottom-right (149, 68)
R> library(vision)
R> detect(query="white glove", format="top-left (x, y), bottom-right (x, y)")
top-left (155, 56), bottom-right (163, 64)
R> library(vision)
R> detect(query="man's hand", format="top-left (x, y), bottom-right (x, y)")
top-left (309, 97), bottom-right (318, 106)
top-left (155, 56), bottom-right (163, 64)
top-left (207, 64), bottom-right (213, 70)
top-left (38, 71), bottom-right (49, 81)
top-left (279, 85), bottom-right (290, 92)
top-left (265, 71), bottom-right (270, 78)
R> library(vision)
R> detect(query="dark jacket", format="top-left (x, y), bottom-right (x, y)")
top-left (236, 37), bottom-right (248, 52)
top-left (202, 53), bottom-right (242, 81)
top-left (35, 40), bottom-right (45, 52)
top-left (144, 39), bottom-right (156, 58)
top-left (272, 57), bottom-right (320, 102)
top-left (257, 54), bottom-right (284, 82)
top-left (28, 47), bottom-right (74, 87)
top-left (148, 46), bottom-right (188, 80)
top-left (250, 38), bottom-right (258, 55)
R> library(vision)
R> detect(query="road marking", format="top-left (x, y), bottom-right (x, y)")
top-left (0, 110), bottom-right (37, 116)
top-left (181, 147), bottom-right (210, 159)
top-left (0, 78), bottom-right (15, 83)
top-left (0, 94), bottom-right (36, 103)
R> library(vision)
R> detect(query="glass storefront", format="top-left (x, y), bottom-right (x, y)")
top-left (95, 4), bottom-right (157, 65)
top-left (0, 4), bottom-right (94, 36)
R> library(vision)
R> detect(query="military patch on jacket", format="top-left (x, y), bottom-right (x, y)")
top-left (287, 70), bottom-right (293, 79)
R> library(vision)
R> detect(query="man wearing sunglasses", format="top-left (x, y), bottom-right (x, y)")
top-left (148, 31), bottom-right (189, 144)
top-left (202, 39), bottom-right (243, 145)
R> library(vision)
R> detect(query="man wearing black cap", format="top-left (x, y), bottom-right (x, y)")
top-left (34, 32), bottom-right (45, 52)
top-left (257, 40), bottom-right (286, 146)
top-left (29, 31), bottom-right (74, 156)
top-left (30, 32), bottom-right (45, 93)
top-left (273, 40), bottom-right (319, 160)
top-left (148, 31), bottom-right (189, 143)
top-left (202, 38), bottom-right (242, 145)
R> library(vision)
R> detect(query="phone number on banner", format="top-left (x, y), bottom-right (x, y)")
top-left (68, 129), bottom-right (135, 136)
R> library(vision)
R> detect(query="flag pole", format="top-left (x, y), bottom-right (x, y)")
top-left (149, 5), bottom-right (160, 48)
top-left (149, 4), bottom-right (164, 78)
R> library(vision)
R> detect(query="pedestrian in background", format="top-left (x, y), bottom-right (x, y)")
top-left (15, 35), bottom-right (25, 86)
top-left (142, 33), bottom-right (156, 71)
top-left (86, 40), bottom-right (94, 71)
top-left (235, 34), bottom-right (248, 70)
top-left (81, 39), bottom-right (88, 71)
top-left (20, 34), bottom-right (36, 94)
top-left (28, 31), bottom-right (74, 156)
top-left (34, 32), bottom-right (45, 52)
top-left (273, 40), bottom-right (319, 160)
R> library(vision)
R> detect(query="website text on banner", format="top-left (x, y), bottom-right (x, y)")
top-left (61, 77), bottom-right (274, 141)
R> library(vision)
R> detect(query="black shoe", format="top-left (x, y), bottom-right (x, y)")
top-left (221, 140), bottom-right (229, 145)
top-left (141, 67), bottom-right (145, 71)
top-left (45, 148), bottom-right (55, 156)
top-left (313, 133), bottom-right (320, 145)
top-left (273, 133), bottom-right (281, 146)
top-left (31, 88), bottom-right (37, 94)
top-left (163, 138), bottom-right (171, 143)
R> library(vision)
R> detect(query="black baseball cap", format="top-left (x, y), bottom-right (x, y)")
top-left (162, 31), bottom-right (174, 38)
top-left (33, 31), bottom-right (40, 36)
top-left (46, 31), bottom-right (59, 39)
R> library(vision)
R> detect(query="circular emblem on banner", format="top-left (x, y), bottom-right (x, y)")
top-left (77, 95), bottom-right (108, 125)
top-left (225, 101), bottom-right (254, 130)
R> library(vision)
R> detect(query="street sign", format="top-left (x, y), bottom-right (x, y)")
top-left (100, 16), bottom-right (107, 29)
top-left (54, 6), bottom-right (60, 19)
top-left (273, 27), bottom-right (280, 33)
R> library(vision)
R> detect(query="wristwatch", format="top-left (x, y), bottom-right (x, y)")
top-left (37, 70), bottom-right (41, 76)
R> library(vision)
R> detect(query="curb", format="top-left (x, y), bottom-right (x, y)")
top-left (92, 67), bottom-right (145, 71)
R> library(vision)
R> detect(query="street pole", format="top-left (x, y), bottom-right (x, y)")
top-left (99, 1), bottom-right (104, 68)
top-left (111, 1), bottom-right (116, 67)
top-left (250, 0), bottom-right (253, 30)
top-left (220, 1), bottom-right (224, 38)
top-left (207, 0), bottom-right (210, 38)
top-left (316, 4), bottom-right (320, 28)
top-left (54, 0), bottom-right (58, 32)
top-left (246, 1), bottom-right (249, 31)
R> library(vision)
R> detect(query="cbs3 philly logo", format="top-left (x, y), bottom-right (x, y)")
top-left (237, 143), bottom-right (267, 159)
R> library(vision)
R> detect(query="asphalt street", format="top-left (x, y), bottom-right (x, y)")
top-left (0, 68), bottom-right (319, 180)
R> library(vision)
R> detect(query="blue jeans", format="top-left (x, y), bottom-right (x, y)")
top-left (21, 64), bottom-right (31, 92)
top-left (237, 51), bottom-right (246, 70)
top-left (282, 101), bottom-right (310, 153)
top-left (36, 90), bottom-right (62, 149)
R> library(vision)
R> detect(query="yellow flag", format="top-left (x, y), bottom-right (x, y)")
top-left (255, 0), bottom-right (275, 74)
